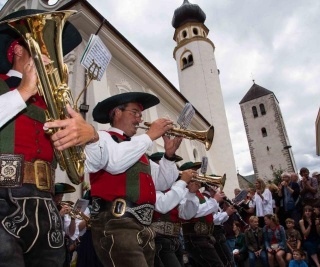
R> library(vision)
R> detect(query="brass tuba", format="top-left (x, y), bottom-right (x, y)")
top-left (138, 122), bottom-right (214, 151)
top-left (1, 11), bottom-right (85, 184)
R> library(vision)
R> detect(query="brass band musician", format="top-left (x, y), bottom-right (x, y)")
top-left (0, 9), bottom-right (87, 267)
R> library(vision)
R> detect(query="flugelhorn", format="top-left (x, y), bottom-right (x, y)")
top-left (138, 122), bottom-right (214, 151)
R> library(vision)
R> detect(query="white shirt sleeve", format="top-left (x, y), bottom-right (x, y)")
top-left (0, 90), bottom-right (26, 128)
top-left (84, 131), bottom-right (153, 174)
top-left (213, 209), bottom-right (229, 225)
top-left (178, 192), bottom-right (199, 220)
top-left (263, 189), bottom-right (272, 205)
top-left (151, 157), bottom-right (179, 191)
top-left (155, 180), bottom-right (188, 213)
top-left (195, 197), bottom-right (219, 218)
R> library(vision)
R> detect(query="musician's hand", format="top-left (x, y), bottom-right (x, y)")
top-left (180, 169), bottom-right (196, 184)
top-left (18, 58), bottom-right (38, 101)
top-left (146, 118), bottom-right (174, 141)
top-left (44, 105), bottom-right (98, 150)
top-left (163, 135), bottom-right (183, 158)
top-left (59, 205), bottom-right (70, 216)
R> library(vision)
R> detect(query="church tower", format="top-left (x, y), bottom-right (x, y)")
top-left (172, 0), bottom-right (238, 189)
top-left (239, 83), bottom-right (297, 180)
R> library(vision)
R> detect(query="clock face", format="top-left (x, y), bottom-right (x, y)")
top-left (41, 0), bottom-right (59, 6)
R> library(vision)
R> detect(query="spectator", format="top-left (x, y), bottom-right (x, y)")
top-left (299, 205), bottom-right (320, 267)
top-left (268, 183), bottom-right (281, 214)
top-left (291, 173), bottom-right (300, 183)
top-left (250, 178), bottom-right (273, 227)
top-left (233, 221), bottom-right (248, 267)
top-left (285, 218), bottom-right (302, 263)
top-left (278, 172), bottom-right (301, 227)
top-left (289, 249), bottom-right (308, 267)
top-left (263, 214), bottom-right (286, 267)
top-left (299, 167), bottom-right (319, 207)
top-left (245, 216), bottom-right (269, 267)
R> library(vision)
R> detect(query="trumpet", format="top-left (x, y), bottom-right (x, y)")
top-left (137, 122), bottom-right (214, 151)
top-left (179, 172), bottom-right (225, 187)
top-left (60, 201), bottom-right (91, 227)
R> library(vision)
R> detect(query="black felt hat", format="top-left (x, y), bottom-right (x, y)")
top-left (148, 152), bottom-right (183, 162)
top-left (179, 161), bottom-right (202, 171)
top-left (93, 92), bottom-right (160, 124)
top-left (54, 183), bottom-right (76, 195)
top-left (0, 9), bottom-right (82, 73)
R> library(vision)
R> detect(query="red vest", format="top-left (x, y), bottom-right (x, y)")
top-left (153, 189), bottom-right (180, 223)
top-left (0, 74), bottom-right (53, 162)
top-left (181, 191), bottom-right (213, 223)
top-left (89, 131), bottom-right (156, 205)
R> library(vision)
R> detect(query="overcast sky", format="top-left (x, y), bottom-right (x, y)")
top-left (1, 0), bottom-right (319, 176)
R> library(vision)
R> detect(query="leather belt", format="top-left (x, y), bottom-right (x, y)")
top-left (182, 221), bottom-right (214, 236)
top-left (152, 221), bottom-right (181, 237)
top-left (0, 153), bottom-right (54, 192)
top-left (92, 197), bottom-right (154, 226)
top-left (23, 161), bottom-right (54, 192)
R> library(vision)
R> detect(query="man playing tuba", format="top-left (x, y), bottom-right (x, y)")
top-left (0, 9), bottom-right (95, 267)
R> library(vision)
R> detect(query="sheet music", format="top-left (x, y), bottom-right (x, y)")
top-left (80, 34), bottom-right (112, 81)
top-left (177, 103), bottom-right (195, 129)
top-left (73, 198), bottom-right (89, 212)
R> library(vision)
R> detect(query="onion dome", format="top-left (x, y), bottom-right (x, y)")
top-left (172, 0), bottom-right (206, 29)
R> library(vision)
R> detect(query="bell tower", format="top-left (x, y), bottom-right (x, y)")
top-left (172, 0), bottom-right (238, 193)
top-left (239, 83), bottom-right (297, 180)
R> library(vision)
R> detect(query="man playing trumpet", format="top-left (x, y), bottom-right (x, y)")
top-left (85, 92), bottom-right (183, 267)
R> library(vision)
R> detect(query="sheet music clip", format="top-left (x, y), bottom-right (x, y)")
top-left (87, 59), bottom-right (101, 81)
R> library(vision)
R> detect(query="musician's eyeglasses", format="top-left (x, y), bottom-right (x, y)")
top-left (123, 109), bottom-right (143, 118)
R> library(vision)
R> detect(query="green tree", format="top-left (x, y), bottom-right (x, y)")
top-left (270, 166), bottom-right (285, 185)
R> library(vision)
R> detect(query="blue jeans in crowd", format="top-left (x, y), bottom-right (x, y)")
top-left (248, 250), bottom-right (269, 267)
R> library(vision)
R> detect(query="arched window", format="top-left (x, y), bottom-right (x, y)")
top-left (181, 51), bottom-right (194, 70)
top-left (260, 103), bottom-right (266, 115)
top-left (182, 57), bottom-right (187, 68)
top-left (193, 28), bottom-right (198, 35)
top-left (252, 106), bottom-right (258, 118)
top-left (182, 30), bottom-right (187, 38)
top-left (261, 127), bottom-right (267, 137)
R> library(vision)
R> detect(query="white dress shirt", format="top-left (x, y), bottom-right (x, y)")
top-left (195, 195), bottom-right (219, 218)
top-left (249, 188), bottom-right (273, 216)
top-left (155, 180), bottom-right (199, 220)
top-left (85, 127), bottom-right (179, 191)
top-left (0, 70), bottom-right (26, 128)
top-left (213, 207), bottom-right (229, 225)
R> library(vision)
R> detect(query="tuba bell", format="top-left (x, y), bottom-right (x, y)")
top-left (139, 122), bottom-right (214, 151)
top-left (1, 11), bottom-right (85, 184)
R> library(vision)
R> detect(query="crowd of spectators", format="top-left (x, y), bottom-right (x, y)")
top-left (229, 167), bottom-right (320, 267)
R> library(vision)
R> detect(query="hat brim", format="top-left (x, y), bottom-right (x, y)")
top-left (0, 9), bottom-right (82, 73)
top-left (54, 183), bottom-right (76, 195)
top-left (179, 161), bottom-right (202, 171)
top-left (93, 92), bottom-right (160, 124)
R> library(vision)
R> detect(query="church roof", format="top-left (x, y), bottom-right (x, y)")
top-left (239, 83), bottom-right (274, 104)
top-left (172, 0), bottom-right (206, 29)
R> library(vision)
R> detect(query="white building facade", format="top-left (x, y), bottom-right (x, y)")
top-left (0, 0), bottom-right (239, 197)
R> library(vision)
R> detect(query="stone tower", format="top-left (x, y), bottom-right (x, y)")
top-left (172, 0), bottom-right (238, 192)
top-left (239, 83), bottom-right (297, 180)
